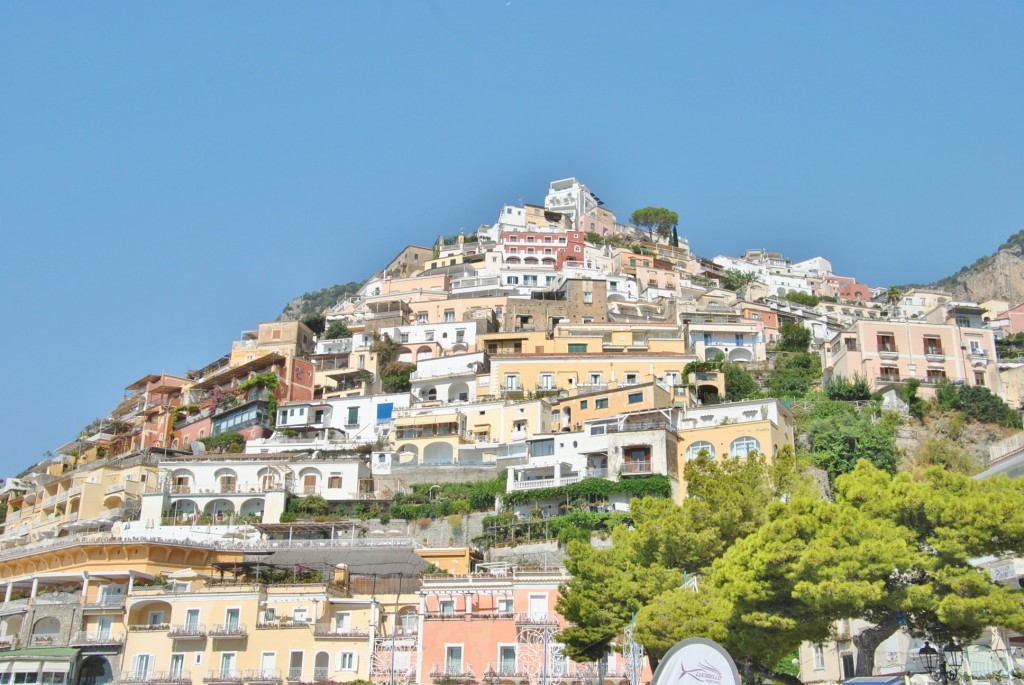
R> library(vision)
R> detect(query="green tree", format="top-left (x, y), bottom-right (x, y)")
top-left (885, 286), bottom-right (904, 307)
top-left (781, 291), bottom-right (820, 307)
top-left (557, 450), bottom-right (812, 670)
top-left (766, 352), bottom-right (821, 398)
top-left (301, 312), bottom-right (326, 335)
top-left (720, 269), bottom-right (760, 292)
top-left (708, 463), bottom-right (1024, 676)
top-left (806, 404), bottom-right (901, 479)
top-left (777, 322), bottom-right (812, 352)
top-left (824, 374), bottom-right (872, 401)
top-left (723, 363), bottom-right (759, 401)
top-left (629, 207), bottom-right (679, 241)
top-left (324, 320), bottom-right (352, 340)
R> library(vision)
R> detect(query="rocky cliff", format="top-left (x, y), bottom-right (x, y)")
top-left (932, 230), bottom-right (1024, 305)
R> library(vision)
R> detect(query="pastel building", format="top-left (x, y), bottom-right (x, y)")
top-left (418, 566), bottom-right (649, 685)
top-left (822, 320), bottom-right (1003, 397)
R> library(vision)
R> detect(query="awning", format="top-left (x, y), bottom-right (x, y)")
top-left (42, 662), bottom-right (71, 674)
top-left (842, 677), bottom-right (905, 685)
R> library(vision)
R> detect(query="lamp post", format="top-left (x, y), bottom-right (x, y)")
top-left (918, 641), bottom-right (964, 683)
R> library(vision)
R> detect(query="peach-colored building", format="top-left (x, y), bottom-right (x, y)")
top-left (822, 319), bottom-right (1003, 397)
top-left (418, 567), bottom-right (651, 685)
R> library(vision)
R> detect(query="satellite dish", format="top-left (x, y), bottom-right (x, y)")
top-left (190, 442), bottom-right (206, 455)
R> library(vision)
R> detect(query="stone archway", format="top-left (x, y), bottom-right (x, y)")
top-left (78, 656), bottom-right (113, 685)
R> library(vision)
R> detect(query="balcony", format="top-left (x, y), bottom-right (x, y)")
top-left (621, 461), bottom-right (653, 476)
top-left (28, 633), bottom-right (61, 647)
top-left (129, 622), bottom-right (171, 632)
top-left (246, 670), bottom-right (282, 684)
top-left (0, 636), bottom-right (15, 649)
top-left (123, 672), bottom-right (191, 685)
top-left (312, 625), bottom-right (370, 639)
top-left (585, 467), bottom-right (609, 478)
top-left (168, 624), bottom-right (208, 639)
top-left (70, 630), bottom-right (124, 646)
top-left (484, 664), bottom-right (531, 681)
top-left (209, 623), bottom-right (247, 638)
top-left (429, 664), bottom-right (475, 682)
top-left (83, 597), bottom-right (126, 611)
top-left (514, 612), bottom-right (558, 627)
top-left (510, 476), bottom-right (581, 492)
top-left (204, 670), bottom-right (246, 683)
top-left (877, 345), bottom-right (899, 360)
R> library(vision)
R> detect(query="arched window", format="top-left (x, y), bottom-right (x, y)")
top-left (730, 436), bottom-right (760, 458)
top-left (686, 441), bottom-right (715, 461)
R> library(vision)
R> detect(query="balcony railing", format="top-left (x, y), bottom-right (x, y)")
top-left (209, 623), bottom-right (247, 638)
top-left (312, 669), bottom-right (329, 681)
top-left (287, 668), bottom-right (303, 681)
top-left (622, 461), bottom-right (653, 475)
top-left (484, 664), bottom-right (530, 680)
top-left (510, 476), bottom-right (581, 492)
top-left (83, 596), bottom-right (126, 610)
top-left (122, 672), bottom-right (191, 685)
top-left (514, 612), bottom-right (558, 627)
top-left (246, 670), bottom-right (282, 683)
top-left (129, 623), bottom-right (171, 632)
top-left (168, 624), bottom-right (208, 638)
top-left (312, 625), bottom-right (370, 638)
top-left (429, 664), bottom-right (475, 681)
top-left (70, 630), bottom-right (124, 645)
top-left (203, 670), bottom-right (246, 683)
top-left (28, 633), bottom-right (61, 647)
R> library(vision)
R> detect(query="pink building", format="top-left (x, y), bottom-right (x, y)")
top-left (822, 319), bottom-right (1003, 397)
top-left (418, 567), bottom-right (650, 685)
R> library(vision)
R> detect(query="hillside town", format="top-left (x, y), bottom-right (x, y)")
top-left (3, 178), bottom-right (1024, 685)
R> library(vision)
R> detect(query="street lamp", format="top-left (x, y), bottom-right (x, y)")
top-left (918, 641), bottom-right (964, 683)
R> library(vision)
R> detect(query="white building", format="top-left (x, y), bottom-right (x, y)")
top-left (139, 452), bottom-right (374, 525)
top-left (544, 178), bottom-right (602, 227)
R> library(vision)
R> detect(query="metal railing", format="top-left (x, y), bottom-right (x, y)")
top-left (312, 625), bottom-right (369, 638)
top-left (203, 670), bottom-right (246, 682)
top-left (429, 664), bottom-right (475, 680)
top-left (70, 630), bottom-right (124, 645)
top-left (122, 671), bottom-right (191, 684)
top-left (209, 623), bottom-right (247, 637)
top-left (168, 624), bottom-right (208, 638)
top-left (28, 633), bottom-right (62, 646)
top-left (622, 462), bottom-right (654, 475)
top-left (246, 670), bottom-right (282, 683)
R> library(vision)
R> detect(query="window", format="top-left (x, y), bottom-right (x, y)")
top-left (185, 609), bottom-right (200, 631)
top-left (879, 366), bottom-right (900, 381)
top-left (338, 653), bottom-right (357, 672)
top-left (588, 372), bottom-right (603, 385)
top-left (583, 291), bottom-right (593, 304)
top-left (624, 373), bottom-right (638, 385)
top-left (418, 313), bottom-right (428, 324)
top-left (445, 646), bottom-right (464, 675)
top-left (132, 655), bottom-right (153, 679)
top-left (425, 330), bottom-right (435, 342)
top-left (347, 407), bottom-right (359, 427)
top-left (499, 646), bottom-right (517, 674)
top-left (686, 441), bottom-right (715, 461)
top-left (524, 275), bottom-right (538, 286)
top-left (735, 333), bottom-right (745, 346)
top-left (595, 398), bottom-right (609, 409)
top-left (505, 374), bottom-right (521, 391)
top-left (439, 600), bottom-right (455, 616)
top-left (497, 598), bottom-right (514, 615)
top-left (225, 608), bottom-right (240, 630)
top-left (813, 644), bottom-right (825, 670)
top-left (293, 608), bottom-right (309, 624)
top-left (568, 343), bottom-right (587, 354)
top-left (876, 334), bottom-right (896, 353)
top-left (507, 276), bottom-right (519, 285)
top-left (456, 329), bottom-right (465, 343)
top-left (579, 400), bottom-right (588, 409)
top-left (975, 371), bottom-right (986, 385)
top-left (926, 369), bottom-right (946, 383)
top-left (444, 310), bottom-right (455, 323)
top-left (169, 655), bottom-right (185, 678)
top-left (730, 436), bottom-right (761, 458)
top-left (844, 338), bottom-right (858, 352)
top-left (531, 439), bottom-right (555, 457)
top-left (955, 315), bottom-right (970, 327)
top-left (627, 392), bottom-right (643, 404)
top-left (539, 374), bottom-right (555, 390)
top-left (328, 474), bottom-right (342, 489)
top-left (923, 336), bottom-right (943, 355)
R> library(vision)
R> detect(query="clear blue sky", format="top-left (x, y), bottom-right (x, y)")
top-left (2, 2), bottom-right (1022, 471)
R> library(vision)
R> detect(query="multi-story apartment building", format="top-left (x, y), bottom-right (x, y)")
top-left (418, 565), bottom-right (650, 685)
top-left (822, 319), bottom-right (1003, 397)
top-left (139, 452), bottom-right (374, 526)
top-left (230, 323), bottom-right (316, 368)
